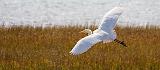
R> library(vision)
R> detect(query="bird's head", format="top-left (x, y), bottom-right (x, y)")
top-left (79, 29), bottom-right (92, 35)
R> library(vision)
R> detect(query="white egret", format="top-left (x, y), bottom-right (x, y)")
top-left (70, 7), bottom-right (127, 55)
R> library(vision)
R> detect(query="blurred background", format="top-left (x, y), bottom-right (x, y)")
top-left (0, 0), bottom-right (160, 27)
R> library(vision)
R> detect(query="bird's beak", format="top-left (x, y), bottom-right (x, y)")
top-left (79, 31), bottom-right (85, 34)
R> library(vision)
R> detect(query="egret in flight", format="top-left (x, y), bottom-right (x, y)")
top-left (70, 7), bottom-right (127, 55)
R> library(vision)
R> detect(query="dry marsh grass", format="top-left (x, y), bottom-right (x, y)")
top-left (0, 25), bottom-right (160, 70)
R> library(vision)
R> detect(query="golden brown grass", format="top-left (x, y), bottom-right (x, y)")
top-left (0, 25), bottom-right (160, 70)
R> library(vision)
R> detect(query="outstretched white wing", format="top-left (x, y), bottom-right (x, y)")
top-left (70, 33), bottom-right (103, 55)
top-left (98, 7), bottom-right (124, 32)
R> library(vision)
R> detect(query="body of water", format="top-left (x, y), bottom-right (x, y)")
top-left (0, 0), bottom-right (160, 27)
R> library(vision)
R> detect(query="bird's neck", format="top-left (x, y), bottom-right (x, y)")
top-left (86, 29), bottom-right (92, 35)
top-left (88, 31), bottom-right (92, 35)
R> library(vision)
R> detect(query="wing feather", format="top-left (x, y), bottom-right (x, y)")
top-left (70, 33), bottom-right (102, 55)
top-left (98, 7), bottom-right (124, 32)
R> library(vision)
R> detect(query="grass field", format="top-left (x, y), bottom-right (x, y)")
top-left (0, 25), bottom-right (160, 70)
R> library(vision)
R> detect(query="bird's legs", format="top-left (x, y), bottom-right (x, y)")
top-left (114, 39), bottom-right (127, 47)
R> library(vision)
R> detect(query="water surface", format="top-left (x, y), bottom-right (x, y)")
top-left (0, 0), bottom-right (160, 27)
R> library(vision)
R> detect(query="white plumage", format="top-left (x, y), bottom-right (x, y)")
top-left (70, 7), bottom-right (124, 55)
